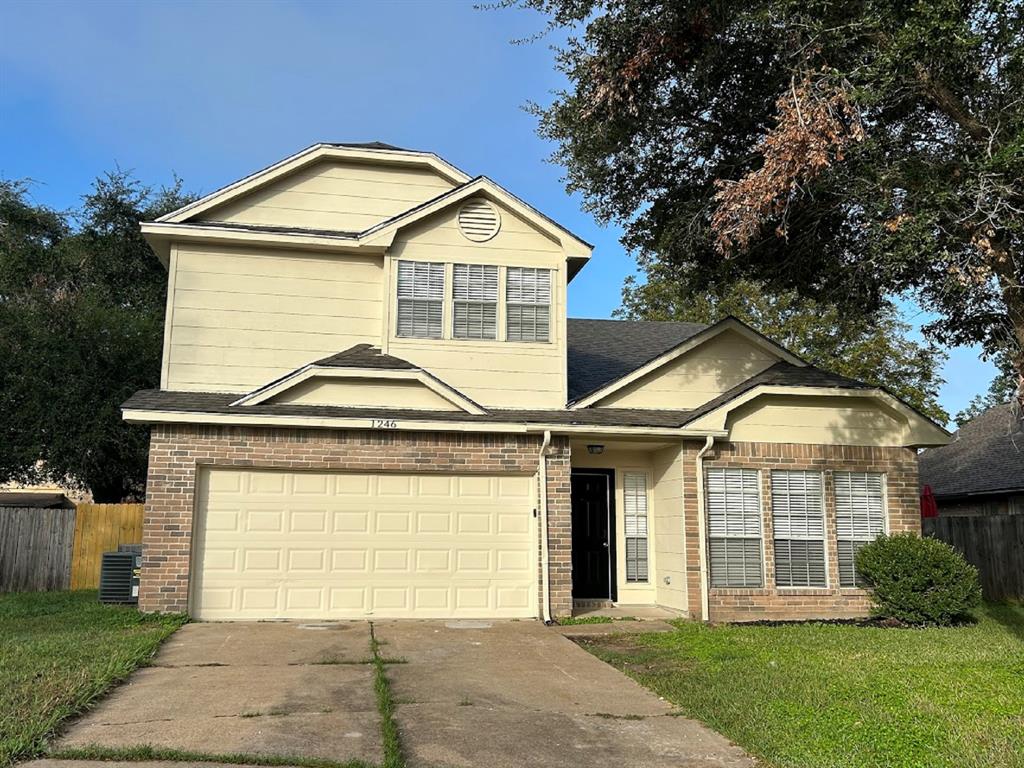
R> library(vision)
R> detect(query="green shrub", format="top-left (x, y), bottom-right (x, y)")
top-left (855, 533), bottom-right (982, 625)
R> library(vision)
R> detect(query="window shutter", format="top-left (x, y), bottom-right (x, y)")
top-left (706, 468), bottom-right (763, 588)
top-left (506, 267), bottom-right (551, 342)
top-left (623, 472), bottom-right (649, 582)
top-left (771, 470), bottom-right (827, 587)
top-left (834, 472), bottom-right (886, 587)
top-left (453, 264), bottom-right (498, 339)
top-left (396, 261), bottom-right (444, 338)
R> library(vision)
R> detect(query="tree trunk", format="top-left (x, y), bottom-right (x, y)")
top-left (989, 238), bottom-right (1024, 406)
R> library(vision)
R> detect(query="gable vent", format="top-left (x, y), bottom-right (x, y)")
top-left (457, 199), bottom-right (501, 242)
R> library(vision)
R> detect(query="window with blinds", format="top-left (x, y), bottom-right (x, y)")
top-left (623, 472), bottom-right (649, 582)
top-left (834, 472), bottom-right (886, 587)
top-left (771, 471), bottom-right (827, 588)
top-left (506, 267), bottom-right (551, 342)
top-left (396, 261), bottom-right (444, 338)
top-left (706, 468), bottom-right (763, 588)
top-left (452, 264), bottom-right (498, 339)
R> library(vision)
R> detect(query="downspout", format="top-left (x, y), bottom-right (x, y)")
top-left (538, 429), bottom-right (553, 624)
top-left (695, 435), bottom-right (715, 622)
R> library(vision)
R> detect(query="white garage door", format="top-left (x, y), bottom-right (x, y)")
top-left (191, 468), bottom-right (538, 620)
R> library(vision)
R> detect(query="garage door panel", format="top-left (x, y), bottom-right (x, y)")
top-left (192, 468), bottom-right (536, 620)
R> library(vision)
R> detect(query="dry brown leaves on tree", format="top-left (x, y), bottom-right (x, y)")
top-left (712, 76), bottom-right (865, 254)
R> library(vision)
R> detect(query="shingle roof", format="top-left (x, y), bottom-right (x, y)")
top-left (919, 402), bottom-right (1024, 498)
top-left (315, 344), bottom-right (417, 370)
top-left (328, 141), bottom-right (412, 152)
top-left (567, 318), bottom-right (708, 401)
top-left (122, 389), bottom-right (694, 429)
top-left (189, 221), bottom-right (360, 239)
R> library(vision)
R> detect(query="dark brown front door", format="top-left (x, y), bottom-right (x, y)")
top-left (571, 471), bottom-right (616, 600)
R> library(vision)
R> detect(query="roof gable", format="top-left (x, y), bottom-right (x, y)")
top-left (158, 144), bottom-right (471, 226)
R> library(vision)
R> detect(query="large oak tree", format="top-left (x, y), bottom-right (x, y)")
top-left (517, 0), bottom-right (1024, 403)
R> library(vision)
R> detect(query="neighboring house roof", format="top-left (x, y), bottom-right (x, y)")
top-left (567, 318), bottom-right (708, 401)
top-left (0, 492), bottom-right (75, 509)
top-left (919, 402), bottom-right (1024, 498)
top-left (122, 389), bottom-right (696, 429)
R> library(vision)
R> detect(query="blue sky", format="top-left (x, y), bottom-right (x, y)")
top-left (1, 0), bottom-right (995, 421)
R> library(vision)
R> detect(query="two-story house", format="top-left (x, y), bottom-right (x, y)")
top-left (125, 142), bottom-right (950, 623)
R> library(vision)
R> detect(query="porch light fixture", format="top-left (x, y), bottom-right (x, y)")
top-left (587, 444), bottom-right (605, 455)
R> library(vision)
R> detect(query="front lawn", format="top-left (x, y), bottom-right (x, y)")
top-left (0, 590), bottom-right (185, 766)
top-left (580, 604), bottom-right (1024, 768)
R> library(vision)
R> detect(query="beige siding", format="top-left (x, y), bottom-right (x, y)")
top-left (727, 395), bottom-right (907, 446)
top-left (197, 159), bottom-right (456, 232)
top-left (165, 244), bottom-right (384, 392)
top-left (387, 201), bottom-right (567, 408)
top-left (652, 444), bottom-right (687, 611)
top-left (596, 330), bottom-right (778, 409)
top-left (267, 376), bottom-right (460, 410)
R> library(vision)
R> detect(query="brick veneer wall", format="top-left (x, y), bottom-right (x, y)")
top-left (140, 424), bottom-right (573, 617)
top-left (682, 441), bottom-right (920, 622)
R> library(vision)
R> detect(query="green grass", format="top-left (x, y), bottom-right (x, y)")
top-left (369, 624), bottom-right (405, 768)
top-left (49, 744), bottom-right (369, 768)
top-left (579, 603), bottom-right (1024, 768)
top-left (0, 590), bottom-right (186, 766)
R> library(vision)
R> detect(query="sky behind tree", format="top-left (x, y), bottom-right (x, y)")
top-left (0, 0), bottom-right (994, 421)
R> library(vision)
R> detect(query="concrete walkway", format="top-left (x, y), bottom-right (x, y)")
top-left (35, 619), bottom-right (754, 768)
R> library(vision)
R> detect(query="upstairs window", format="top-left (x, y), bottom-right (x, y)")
top-left (506, 267), bottom-right (551, 342)
top-left (453, 264), bottom-right (498, 340)
top-left (771, 470), bottom-right (827, 587)
top-left (396, 261), bottom-right (444, 338)
top-left (834, 472), bottom-right (886, 587)
top-left (623, 472), bottom-right (650, 582)
top-left (706, 468), bottom-right (763, 588)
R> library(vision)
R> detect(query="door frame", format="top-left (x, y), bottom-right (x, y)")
top-left (570, 469), bottom-right (617, 602)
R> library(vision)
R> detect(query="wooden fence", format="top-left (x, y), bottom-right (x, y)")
top-left (70, 503), bottom-right (145, 589)
top-left (0, 507), bottom-right (77, 591)
top-left (923, 515), bottom-right (1024, 601)
top-left (0, 503), bottom-right (144, 592)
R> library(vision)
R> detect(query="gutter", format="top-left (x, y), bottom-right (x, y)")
top-left (538, 430), bottom-right (553, 624)
top-left (695, 435), bottom-right (715, 622)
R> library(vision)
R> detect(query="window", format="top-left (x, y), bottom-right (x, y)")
top-left (396, 261), bottom-right (444, 338)
top-left (834, 472), bottom-right (886, 587)
top-left (452, 264), bottom-right (498, 339)
top-left (706, 468), bottom-right (763, 588)
top-left (506, 267), bottom-right (551, 342)
top-left (771, 471), bottom-right (827, 587)
top-left (623, 472), bottom-right (649, 582)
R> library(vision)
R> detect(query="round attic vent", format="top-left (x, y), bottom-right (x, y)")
top-left (457, 199), bottom-right (501, 242)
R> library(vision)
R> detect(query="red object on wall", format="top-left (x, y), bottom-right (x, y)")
top-left (920, 485), bottom-right (939, 518)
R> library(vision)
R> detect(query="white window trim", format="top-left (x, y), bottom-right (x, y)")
top-left (395, 259), bottom-right (445, 340)
top-left (834, 470), bottom-right (890, 589)
top-left (505, 266), bottom-right (553, 344)
top-left (706, 466), bottom-right (766, 589)
top-left (622, 470), bottom-right (651, 584)
top-left (771, 470), bottom-right (830, 591)
top-left (452, 263), bottom-right (499, 341)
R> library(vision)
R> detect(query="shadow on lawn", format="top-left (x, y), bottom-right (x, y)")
top-left (981, 602), bottom-right (1024, 642)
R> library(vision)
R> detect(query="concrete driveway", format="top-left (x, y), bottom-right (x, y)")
top-left (47, 619), bottom-right (753, 768)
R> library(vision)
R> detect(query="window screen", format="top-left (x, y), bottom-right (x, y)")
top-left (506, 267), bottom-right (550, 342)
top-left (396, 261), bottom-right (444, 338)
top-left (771, 471), bottom-right (827, 587)
top-left (706, 468), bottom-right (763, 588)
top-left (452, 264), bottom-right (498, 339)
top-left (834, 472), bottom-right (886, 587)
top-left (623, 472), bottom-right (649, 582)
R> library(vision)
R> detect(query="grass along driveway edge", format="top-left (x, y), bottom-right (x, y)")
top-left (578, 603), bottom-right (1024, 768)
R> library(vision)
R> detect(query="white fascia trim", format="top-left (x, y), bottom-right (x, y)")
top-left (157, 144), bottom-right (471, 224)
top-left (360, 177), bottom-right (593, 258)
top-left (141, 221), bottom-right (384, 254)
top-left (684, 384), bottom-right (952, 446)
top-left (231, 365), bottom-right (487, 415)
top-left (122, 408), bottom-right (728, 439)
top-left (569, 319), bottom-right (806, 410)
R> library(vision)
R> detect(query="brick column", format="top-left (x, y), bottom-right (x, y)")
top-left (543, 436), bottom-right (573, 618)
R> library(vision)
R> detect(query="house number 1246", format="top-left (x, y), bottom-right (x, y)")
top-left (371, 419), bottom-right (398, 429)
